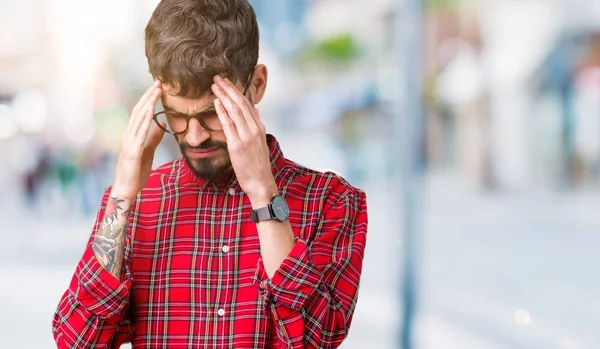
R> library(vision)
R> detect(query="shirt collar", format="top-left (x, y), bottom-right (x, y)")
top-left (177, 134), bottom-right (286, 192)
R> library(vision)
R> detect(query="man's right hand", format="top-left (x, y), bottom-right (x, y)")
top-left (111, 80), bottom-right (164, 201)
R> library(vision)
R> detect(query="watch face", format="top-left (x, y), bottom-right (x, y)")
top-left (271, 195), bottom-right (290, 222)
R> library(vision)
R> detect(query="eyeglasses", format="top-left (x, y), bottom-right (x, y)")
top-left (153, 70), bottom-right (254, 134)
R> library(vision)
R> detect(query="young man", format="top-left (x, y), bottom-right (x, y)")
top-left (52, 1), bottom-right (368, 348)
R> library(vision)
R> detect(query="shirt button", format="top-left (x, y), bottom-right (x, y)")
top-left (228, 188), bottom-right (235, 195)
top-left (222, 245), bottom-right (230, 253)
top-left (217, 308), bottom-right (225, 316)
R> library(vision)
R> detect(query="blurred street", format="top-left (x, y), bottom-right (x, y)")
top-left (3, 0), bottom-right (600, 347)
top-left (1, 156), bottom-right (598, 348)
top-left (418, 176), bottom-right (600, 349)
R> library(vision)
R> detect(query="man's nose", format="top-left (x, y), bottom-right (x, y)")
top-left (184, 118), bottom-right (210, 147)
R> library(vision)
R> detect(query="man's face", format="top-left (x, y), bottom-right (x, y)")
top-left (160, 82), bottom-right (246, 181)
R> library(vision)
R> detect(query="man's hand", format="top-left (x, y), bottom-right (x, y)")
top-left (111, 81), bottom-right (165, 201)
top-left (211, 75), bottom-right (278, 208)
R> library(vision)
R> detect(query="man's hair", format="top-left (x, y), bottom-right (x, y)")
top-left (145, 0), bottom-right (259, 98)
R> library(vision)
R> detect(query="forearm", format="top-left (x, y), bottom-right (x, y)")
top-left (91, 193), bottom-right (134, 279)
top-left (258, 240), bottom-right (353, 349)
top-left (53, 78), bottom-right (160, 347)
top-left (253, 187), bottom-right (368, 348)
top-left (249, 187), bottom-right (295, 279)
top-left (53, 190), bottom-right (135, 348)
top-left (255, 219), bottom-right (295, 278)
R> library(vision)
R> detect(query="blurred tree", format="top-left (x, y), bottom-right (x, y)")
top-left (424, 0), bottom-right (462, 11)
top-left (311, 34), bottom-right (360, 62)
top-left (294, 33), bottom-right (362, 70)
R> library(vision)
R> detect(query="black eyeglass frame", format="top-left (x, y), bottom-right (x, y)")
top-left (153, 69), bottom-right (255, 135)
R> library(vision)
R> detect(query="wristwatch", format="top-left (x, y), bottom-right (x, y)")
top-left (250, 195), bottom-right (290, 223)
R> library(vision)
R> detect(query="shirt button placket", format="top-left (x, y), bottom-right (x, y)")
top-left (220, 188), bottom-right (235, 321)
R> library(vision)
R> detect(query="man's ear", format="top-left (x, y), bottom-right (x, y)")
top-left (249, 64), bottom-right (268, 104)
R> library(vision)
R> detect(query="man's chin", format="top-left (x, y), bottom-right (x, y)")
top-left (184, 155), bottom-right (231, 181)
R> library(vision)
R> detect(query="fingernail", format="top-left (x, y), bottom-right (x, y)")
top-left (214, 75), bottom-right (222, 82)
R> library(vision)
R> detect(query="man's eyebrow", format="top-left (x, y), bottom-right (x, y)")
top-left (162, 102), bottom-right (216, 115)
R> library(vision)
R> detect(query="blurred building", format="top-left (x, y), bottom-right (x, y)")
top-left (422, 0), bottom-right (600, 191)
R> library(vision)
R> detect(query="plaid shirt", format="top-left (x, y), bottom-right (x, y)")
top-left (53, 135), bottom-right (368, 349)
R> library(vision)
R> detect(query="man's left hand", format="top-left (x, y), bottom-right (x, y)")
top-left (211, 75), bottom-right (277, 207)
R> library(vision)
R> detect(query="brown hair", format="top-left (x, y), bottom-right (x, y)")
top-left (145, 0), bottom-right (259, 98)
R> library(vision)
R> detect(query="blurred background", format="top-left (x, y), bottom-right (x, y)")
top-left (0, 0), bottom-right (599, 348)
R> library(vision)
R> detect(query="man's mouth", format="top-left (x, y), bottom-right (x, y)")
top-left (186, 148), bottom-right (220, 158)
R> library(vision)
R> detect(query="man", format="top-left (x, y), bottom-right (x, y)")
top-left (52, 1), bottom-right (368, 348)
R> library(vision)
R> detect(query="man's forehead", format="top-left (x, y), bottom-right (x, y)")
top-left (161, 83), bottom-right (214, 98)
top-left (160, 85), bottom-right (216, 114)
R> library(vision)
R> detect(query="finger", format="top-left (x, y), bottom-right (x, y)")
top-left (214, 76), bottom-right (253, 109)
top-left (224, 77), bottom-right (262, 132)
top-left (131, 95), bottom-right (159, 148)
top-left (134, 82), bottom-right (162, 121)
top-left (133, 80), bottom-right (161, 116)
top-left (214, 98), bottom-right (240, 143)
top-left (129, 81), bottom-right (161, 128)
top-left (250, 106), bottom-right (266, 134)
top-left (148, 83), bottom-right (162, 105)
top-left (211, 82), bottom-right (249, 137)
top-left (145, 121), bottom-right (166, 151)
top-left (135, 95), bottom-right (160, 143)
top-left (133, 88), bottom-right (162, 138)
top-left (214, 77), bottom-right (255, 125)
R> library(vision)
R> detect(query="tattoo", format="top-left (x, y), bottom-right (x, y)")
top-left (104, 197), bottom-right (125, 224)
top-left (121, 208), bottom-right (132, 218)
top-left (92, 196), bottom-right (132, 278)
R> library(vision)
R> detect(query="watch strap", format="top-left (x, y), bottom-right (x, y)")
top-left (250, 205), bottom-right (273, 223)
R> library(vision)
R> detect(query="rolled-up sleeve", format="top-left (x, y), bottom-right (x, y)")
top-left (76, 243), bottom-right (133, 320)
top-left (253, 185), bottom-right (368, 349)
top-left (53, 189), bottom-right (135, 348)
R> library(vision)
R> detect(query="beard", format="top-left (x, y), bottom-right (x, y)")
top-left (179, 138), bottom-right (232, 181)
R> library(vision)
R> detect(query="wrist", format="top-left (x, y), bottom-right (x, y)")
top-left (248, 184), bottom-right (279, 209)
top-left (109, 188), bottom-right (137, 204)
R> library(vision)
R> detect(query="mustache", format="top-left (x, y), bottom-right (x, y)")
top-left (180, 139), bottom-right (227, 151)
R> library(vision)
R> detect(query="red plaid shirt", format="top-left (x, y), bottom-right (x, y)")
top-left (53, 135), bottom-right (368, 349)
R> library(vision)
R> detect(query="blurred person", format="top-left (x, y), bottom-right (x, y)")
top-left (22, 144), bottom-right (52, 210)
top-left (52, 1), bottom-right (368, 348)
top-left (23, 170), bottom-right (37, 206)
top-left (77, 145), bottom-right (109, 216)
top-left (56, 152), bottom-right (78, 195)
top-left (337, 108), bottom-right (365, 183)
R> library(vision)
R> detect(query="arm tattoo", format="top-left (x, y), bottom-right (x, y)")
top-left (92, 196), bottom-right (132, 278)
top-left (104, 197), bottom-right (125, 224)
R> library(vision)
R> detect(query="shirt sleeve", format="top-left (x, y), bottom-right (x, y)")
top-left (253, 185), bottom-right (368, 349)
top-left (52, 189), bottom-right (135, 348)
